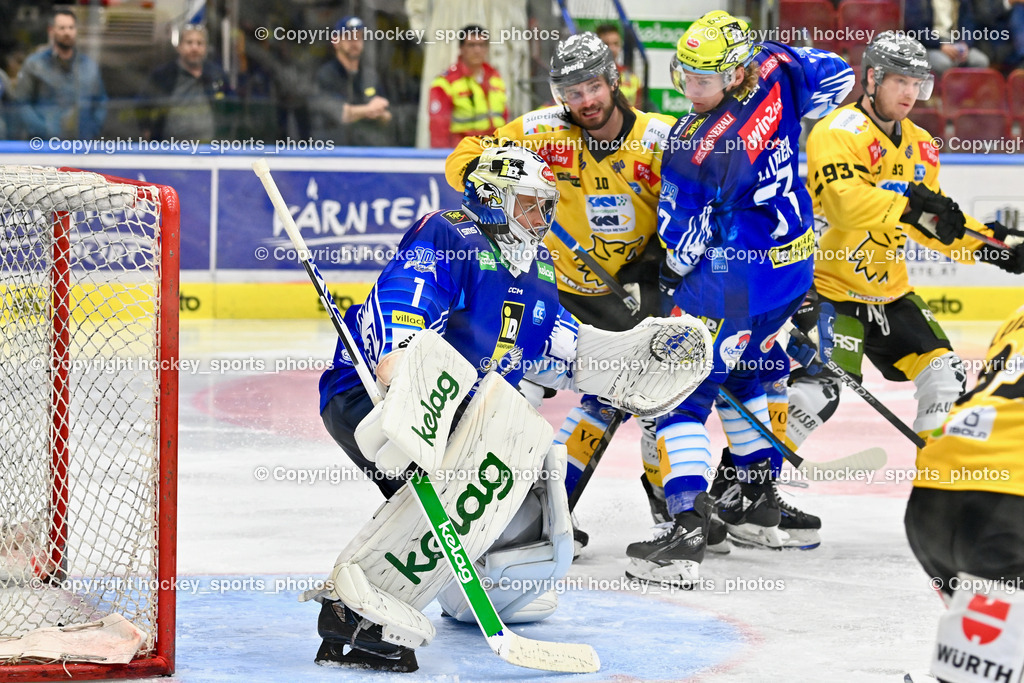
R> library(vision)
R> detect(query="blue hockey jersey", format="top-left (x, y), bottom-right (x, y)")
top-left (318, 209), bottom-right (580, 412)
top-left (658, 43), bottom-right (853, 318)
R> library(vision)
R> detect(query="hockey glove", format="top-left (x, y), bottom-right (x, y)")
top-left (976, 221), bottom-right (1024, 274)
top-left (657, 261), bottom-right (683, 317)
top-left (786, 291), bottom-right (835, 375)
top-left (903, 182), bottom-right (966, 246)
top-left (618, 239), bottom-right (666, 319)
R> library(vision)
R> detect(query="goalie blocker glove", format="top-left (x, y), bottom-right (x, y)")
top-left (902, 182), bottom-right (966, 246)
top-left (976, 221), bottom-right (1024, 274)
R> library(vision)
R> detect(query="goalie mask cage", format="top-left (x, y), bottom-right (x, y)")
top-left (0, 167), bottom-right (178, 680)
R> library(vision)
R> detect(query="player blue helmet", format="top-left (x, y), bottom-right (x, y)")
top-left (462, 146), bottom-right (559, 275)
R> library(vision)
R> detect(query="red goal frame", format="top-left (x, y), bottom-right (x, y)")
top-left (0, 169), bottom-right (179, 681)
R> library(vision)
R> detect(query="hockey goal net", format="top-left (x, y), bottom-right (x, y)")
top-left (0, 167), bottom-right (178, 680)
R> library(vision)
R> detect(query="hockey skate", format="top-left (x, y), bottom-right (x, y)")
top-left (625, 492), bottom-right (712, 587)
top-left (714, 449), bottom-right (821, 549)
top-left (314, 599), bottom-right (418, 672)
top-left (775, 483), bottom-right (822, 549)
top-left (717, 459), bottom-right (785, 550)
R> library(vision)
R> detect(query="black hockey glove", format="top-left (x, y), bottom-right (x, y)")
top-left (657, 261), bottom-right (683, 317)
top-left (786, 289), bottom-right (836, 375)
top-left (976, 221), bottom-right (1024, 274)
top-left (902, 182), bottom-right (966, 246)
top-left (618, 238), bottom-right (666, 319)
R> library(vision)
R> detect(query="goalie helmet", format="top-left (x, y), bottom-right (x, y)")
top-left (462, 146), bottom-right (559, 275)
top-left (862, 31), bottom-right (934, 101)
top-left (670, 10), bottom-right (753, 96)
top-left (549, 32), bottom-right (619, 108)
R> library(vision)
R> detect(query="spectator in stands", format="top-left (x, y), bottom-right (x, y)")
top-left (905, 0), bottom-right (990, 74)
top-left (967, 0), bottom-right (1024, 71)
top-left (428, 25), bottom-right (508, 148)
top-left (312, 15), bottom-right (394, 147)
top-left (0, 56), bottom-right (13, 140)
top-left (140, 25), bottom-right (230, 142)
top-left (596, 23), bottom-right (643, 108)
top-left (14, 9), bottom-right (107, 140)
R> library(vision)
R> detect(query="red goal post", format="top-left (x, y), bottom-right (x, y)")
top-left (0, 166), bottom-right (178, 680)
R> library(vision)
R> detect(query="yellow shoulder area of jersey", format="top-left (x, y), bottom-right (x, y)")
top-left (822, 105), bottom-right (872, 138)
top-left (898, 116), bottom-right (936, 146)
top-left (630, 111), bottom-right (676, 154)
top-left (518, 105), bottom-right (575, 138)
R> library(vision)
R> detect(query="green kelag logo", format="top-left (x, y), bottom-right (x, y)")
top-left (437, 519), bottom-right (473, 584)
top-left (386, 451), bottom-right (513, 584)
top-left (410, 371), bottom-right (460, 447)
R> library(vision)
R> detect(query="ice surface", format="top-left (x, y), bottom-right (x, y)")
top-left (160, 319), bottom-right (995, 682)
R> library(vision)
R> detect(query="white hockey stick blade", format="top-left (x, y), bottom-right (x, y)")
top-left (796, 446), bottom-right (887, 476)
top-left (490, 631), bottom-right (600, 673)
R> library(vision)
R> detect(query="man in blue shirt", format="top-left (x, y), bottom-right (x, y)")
top-left (15, 9), bottom-right (107, 140)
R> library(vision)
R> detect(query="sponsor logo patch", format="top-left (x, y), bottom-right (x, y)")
top-left (692, 112), bottom-right (737, 164)
top-left (585, 194), bottom-right (636, 233)
top-left (737, 82), bottom-right (783, 162)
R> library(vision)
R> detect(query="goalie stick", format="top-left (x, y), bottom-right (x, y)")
top-left (785, 324), bottom-right (927, 448)
top-left (252, 159), bottom-right (600, 674)
top-left (717, 386), bottom-right (887, 475)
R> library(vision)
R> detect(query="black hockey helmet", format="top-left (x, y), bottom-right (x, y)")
top-left (549, 32), bottom-right (619, 106)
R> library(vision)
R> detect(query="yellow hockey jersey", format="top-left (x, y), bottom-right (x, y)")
top-left (915, 306), bottom-right (1024, 496)
top-left (806, 103), bottom-right (989, 304)
top-left (445, 106), bottom-right (675, 296)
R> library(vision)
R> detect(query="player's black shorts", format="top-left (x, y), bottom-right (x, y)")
top-left (819, 292), bottom-right (953, 383)
top-left (321, 387), bottom-right (407, 499)
top-left (559, 290), bottom-right (639, 331)
top-left (904, 486), bottom-right (1024, 596)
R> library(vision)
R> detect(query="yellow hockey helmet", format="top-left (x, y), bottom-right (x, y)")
top-left (672, 11), bottom-right (753, 76)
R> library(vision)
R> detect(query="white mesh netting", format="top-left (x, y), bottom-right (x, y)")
top-left (0, 166), bottom-right (164, 659)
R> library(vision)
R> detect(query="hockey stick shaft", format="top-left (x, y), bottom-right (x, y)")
top-left (567, 409), bottom-right (625, 512)
top-left (252, 159), bottom-right (598, 673)
top-left (717, 386), bottom-right (887, 474)
top-left (717, 385), bottom-right (806, 468)
top-left (785, 325), bottom-right (926, 448)
top-left (966, 227), bottom-right (1011, 250)
top-left (548, 222), bottom-right (641, 315)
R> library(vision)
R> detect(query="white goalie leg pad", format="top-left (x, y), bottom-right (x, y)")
top-left (354, 329), bottom-right (478, 473)
top-left (331, 372), bottom-right (554, 620)
top-left (436, 444), bottom-right (574, 624)
top-left (574, 316), bottom-right (713, 417)
top-left (914, 352), bottom-right (968, 435)
top-left (931, 573), bottom-right (1024, 683)
top-left (330, 561), bottom-right (435, 648)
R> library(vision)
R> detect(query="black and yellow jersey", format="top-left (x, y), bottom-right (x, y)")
top-left (806, 103), bottom-right (991, 304)
top-left (445, 105), bottom-right (675, 297)
top-left (915, 306), bottom-right (1024, 496)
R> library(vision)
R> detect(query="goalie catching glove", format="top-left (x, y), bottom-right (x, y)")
top-left (574, 315), bottom-right (713, 417)
top-left (902, 182), bottom-right (966, 246)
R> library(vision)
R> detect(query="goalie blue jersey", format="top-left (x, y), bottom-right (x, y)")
top-left (319, 209), bottom-right (579, 412)
top-left (658, 42), bottom-right (854, 318)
